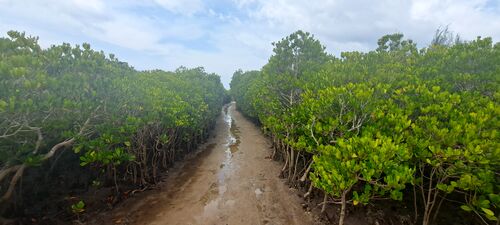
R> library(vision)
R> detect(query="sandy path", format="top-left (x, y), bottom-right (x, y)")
top-left (89, 102), bottom-right (314, 225)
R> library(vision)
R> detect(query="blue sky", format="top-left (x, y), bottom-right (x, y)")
top-left (1, 0), bottom-right (499, 88)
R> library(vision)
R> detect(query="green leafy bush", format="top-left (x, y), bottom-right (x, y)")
top-left (0, 31), bottom-right (226, 217)
top-left (231, 30), bottom-right (499, 225)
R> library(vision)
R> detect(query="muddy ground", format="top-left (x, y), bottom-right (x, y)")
top-left (87, 102), bottom-right (319, 225)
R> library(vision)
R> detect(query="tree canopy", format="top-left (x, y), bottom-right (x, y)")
top-left (231, 30), bottom-right (500, 225)
top-left (0, 31), bottom-right (228, 219)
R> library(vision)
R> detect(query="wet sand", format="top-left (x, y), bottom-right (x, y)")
top-left (89, 102), bottom-right (314, 225)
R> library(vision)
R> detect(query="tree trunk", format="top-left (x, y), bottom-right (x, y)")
top-left (339, 190), bottom-right (348, 225)
top-left (288, 146), bottom-right (294, 182)
top-left (304, 182), bottom-right (314, 198)
top-left (321, 193), bottom-right (328, 213)
top-left (300, 160), bottom-right (313, 182)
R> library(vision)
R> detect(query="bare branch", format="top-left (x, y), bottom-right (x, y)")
top-left (0, 109), bottom-right (97, 205)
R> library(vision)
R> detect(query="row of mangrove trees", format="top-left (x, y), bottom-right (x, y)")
top-left (0, 31), bottom-right (228, 222)
top-left (230, 30), bottom-right (499, 225)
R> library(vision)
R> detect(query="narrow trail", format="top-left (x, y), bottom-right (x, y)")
top-left (90, 102), bottom-right (315, 225)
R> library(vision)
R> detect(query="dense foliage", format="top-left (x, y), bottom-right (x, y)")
top-left (0, 31), bottom-right (227, 219)
top-left (230, 30), bottom-right (500, 225)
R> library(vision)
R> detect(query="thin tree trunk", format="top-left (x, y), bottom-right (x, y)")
top-left (288, 146), bottom-right (294, 182)
top-left (339, 190), bottom-right (348, 225)
top-left (113, 166), bottom-right (119, 194)
top-left (432, 194), bottom-right (446, 223)
top-left (321, 193), bottom-right (328, 213)
top-left (292, 150), bottom-right (300, 183)
top-left (0, 165), bottom-right (26, 203)
top-left (414, 184), bottom-right (419, 224)
top-left (281, 145), bottom-right (289, 175)
top-left (304, 182), bottom-right (314, 198)
top-left (422, 168), bottom-right (436, 225)
top-left (300, 160), bottom-right (313, 182)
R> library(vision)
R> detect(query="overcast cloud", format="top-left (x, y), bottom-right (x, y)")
top-left (1, 0), bottom-right (499, 88)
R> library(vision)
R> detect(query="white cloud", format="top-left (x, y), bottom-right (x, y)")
top-left (153, 0), bottom-right (204, 15)
top-left (240, 0), bottom-right (500, 49)
top-left (73, 0), bottom-right (105, 12)
top-left (409, 0), bottom-right (500, 40)
top-left (0, 0), bottom-right (499, 88)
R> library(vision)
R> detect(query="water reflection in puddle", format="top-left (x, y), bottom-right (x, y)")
top-left (200, 103), bottom-right (240, 210)
top-left (220, 103), bottom-right (240, 180)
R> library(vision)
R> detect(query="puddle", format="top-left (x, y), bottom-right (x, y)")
top-left (255, 188), bottom-right (263, 197)
top-left (218, 103), bottom-right (239, 184)
top-left (230, 119), bottom-right (240, 137)
top-left (200, 182), bottom-right (227, 205)
top-left (229, 119), bottom-right (241, 154)
top-left (229, 141), bottom-right (239, 154)
top-left (201, 103), bottom-right (239, 211)
top-left (200, 182), bottom-right (219, 205)
top-left (221, 103), bottom-right (240, 169)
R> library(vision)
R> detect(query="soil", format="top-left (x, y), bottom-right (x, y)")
top-left (87, 102), bottom-right (319, 225)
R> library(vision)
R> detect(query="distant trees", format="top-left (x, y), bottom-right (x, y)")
top-left (431, 26), bottom-right (462, 47)
top-left (376, 33), bottom-right (416, 53)
top-left (258, 30), bottom-right (331, 115)
top-left (266, 30), bottom-right (330, 78)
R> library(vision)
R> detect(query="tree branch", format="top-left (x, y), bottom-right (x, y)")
top-left (0, 112), bottom-right (95, 205)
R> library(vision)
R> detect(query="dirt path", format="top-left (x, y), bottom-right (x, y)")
top-left (89, 102), bottom-right (315, 225)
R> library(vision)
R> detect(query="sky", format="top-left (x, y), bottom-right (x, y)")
top-left (1, 0), bottom-right (499, 88)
